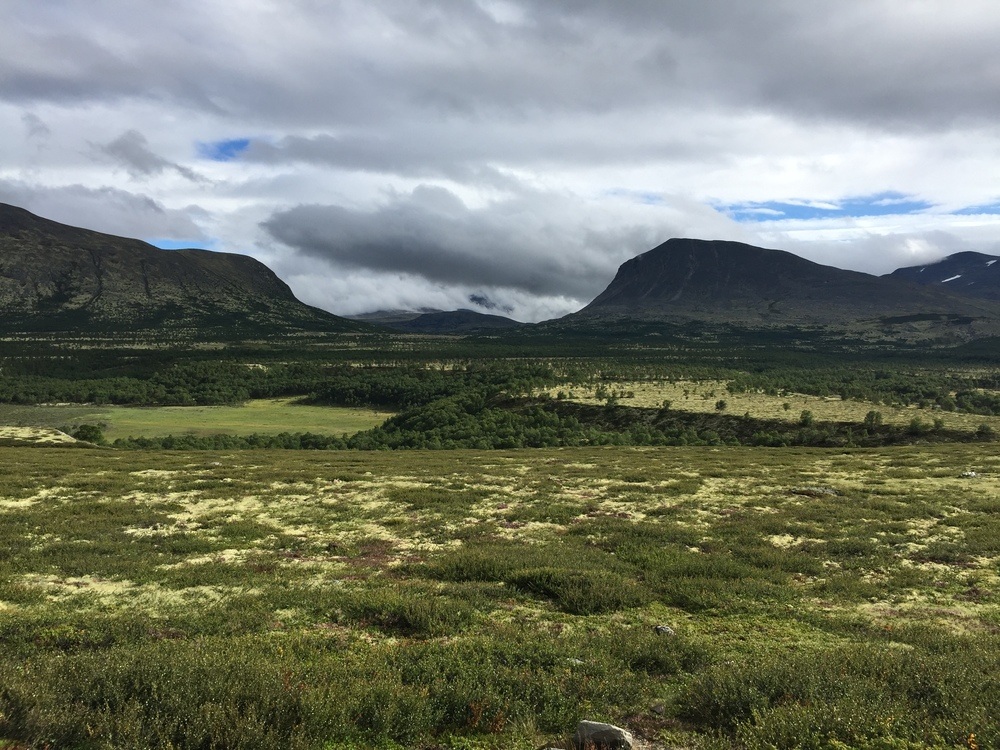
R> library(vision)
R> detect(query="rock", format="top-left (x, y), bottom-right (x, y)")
top-left (653, 624), bottom-right (675, 636)
top-left (650, 702), bottom-right (666, 715)
top-left (791, 486), bottom-right (838, 498)
top-left (961, 471), bottom-right (978, 478)
top-left (573, 720), bottom-right (634, 750)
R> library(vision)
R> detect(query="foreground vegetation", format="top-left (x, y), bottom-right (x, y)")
top-left (1, 330), bottom-right (999, 747)
top-left (1, 444), bottom-right (999, 748)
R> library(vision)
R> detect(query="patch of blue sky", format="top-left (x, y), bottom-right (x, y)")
top-left (196, 137), bottom-right (250, 161)
top-left (146, 238), bottom-right (218, 251)
top-left (721, 191), bottom-right (934, 222)
top-left (951, 202), bottom-right (1000, 215)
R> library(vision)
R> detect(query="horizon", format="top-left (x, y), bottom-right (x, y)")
top-left (6, 198), bottom-right (996, 323)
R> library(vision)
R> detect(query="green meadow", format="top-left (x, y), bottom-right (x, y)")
top-left (1, 444), bottom-right (998, 749)
top-left (0, 398), bottom-right (394, 441)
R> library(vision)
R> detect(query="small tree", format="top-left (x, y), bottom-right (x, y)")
top-left (863, 410), bottom-right (883, 428)
top-left (799, 410), bottom-right (814, 427)
top-left (72, 423), bottom-right (105, 444)
top-left (715, 399), bottom-right (728, 411)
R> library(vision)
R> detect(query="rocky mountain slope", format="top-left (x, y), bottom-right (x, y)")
top-left (0, 203), bottom-right (361, 335)
top-left (563, 238), bottom-right (1000, 336)
top-left (888, 251), bottom-right (1000, 300)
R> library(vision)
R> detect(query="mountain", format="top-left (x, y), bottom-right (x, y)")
top-left (563, 238), bottom-right (1000, 335)
top-left (0, 203), bottom-right (362, 335)
top-left (345, 309), bottom-right (443, 325)
top-left (888, 251), bottom-right (1000, 300)
top-left (383, 309), bottom-right (523, 334)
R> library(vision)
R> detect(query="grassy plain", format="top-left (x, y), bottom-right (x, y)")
top-left (546, 379), bottom-right (1000, 431)
top-left (1, 444), bottom-right (998, 748)
top-left (0, 398), bottom-right (393, 440)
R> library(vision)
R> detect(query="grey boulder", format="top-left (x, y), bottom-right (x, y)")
top-left (573, 720), bottom-right (635, 749)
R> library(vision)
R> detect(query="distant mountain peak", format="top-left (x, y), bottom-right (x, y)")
top-left (889, 250), bottom-right (1000, 301)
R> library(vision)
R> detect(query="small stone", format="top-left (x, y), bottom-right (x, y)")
top-left (573, 720), bottom-right (634, 750)
top-left (650, 702), bottom-right (666, 715)
top-left (961, 471), bottom-right (977, 478)
top-left (653, 624), bottom-right (675, 636)
top-left (791, 486), bottom-right (838, 497)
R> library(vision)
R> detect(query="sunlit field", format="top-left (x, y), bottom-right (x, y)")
top-left (0, 398), bottom-right (394, 441)
top-left (1, 444), bottom-right (998, 748)
top-left (544, 378), bottom-right (1000, 431)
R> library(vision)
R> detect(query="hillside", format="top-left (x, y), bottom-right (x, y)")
top-left (0, 203), bottom-right (362, 336)
top-left (385, 309), bottom-right (523, 334)
top-left (888, 251), bottom-right (1000, 300)
top-left (561, 238), bottom-right (1000, 337)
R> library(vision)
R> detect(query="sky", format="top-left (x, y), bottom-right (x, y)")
top-left (4, 0), bottom-right (1000, 322)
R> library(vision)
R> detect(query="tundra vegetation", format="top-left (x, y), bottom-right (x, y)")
top-left (0, 329), bottom-right (998, 748)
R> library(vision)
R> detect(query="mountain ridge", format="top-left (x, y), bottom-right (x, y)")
top-left (0, 203), bottom-right (362, 335)
top-left (551, 238), bottom-right (1000, 341)
top-left (888, 251), bottom-right (1000, 300)
top-left (4, 203), bottom-right (1000, 342)
top-left (384, 309), bottom-right (523, 334)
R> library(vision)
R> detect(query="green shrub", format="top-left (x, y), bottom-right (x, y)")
top-left (71, 422), bottom-right (106, 444)
top-left (678, 641), bottom-right (1000, 748)
top-left (507, 568), bottom-right (649, 615)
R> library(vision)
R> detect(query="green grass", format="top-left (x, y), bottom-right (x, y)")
top-left (1, 444), bottom-right (999, 748)
top-left (0, 398), bottom-right (394, 440)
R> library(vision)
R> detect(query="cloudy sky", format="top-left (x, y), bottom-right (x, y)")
top-left (4, 1), bottom-right (1000, 321)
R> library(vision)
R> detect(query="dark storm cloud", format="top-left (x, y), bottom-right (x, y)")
top-left (95, 130), bottom-right (204, 182)
top-left (262, 186), bottom-right (667, 300)
top-left (5, 1), bottom-right (999, 132)
top-left (515, 0), bottom-right (1000, 129)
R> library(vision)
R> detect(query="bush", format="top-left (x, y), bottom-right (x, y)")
top-left (71, 423), bottom-right (105, 444)
top-left (507, 568), bottom-right (649, 615)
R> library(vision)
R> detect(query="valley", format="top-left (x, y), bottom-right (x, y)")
top-left (0, 206), bottom-right (999, 748)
